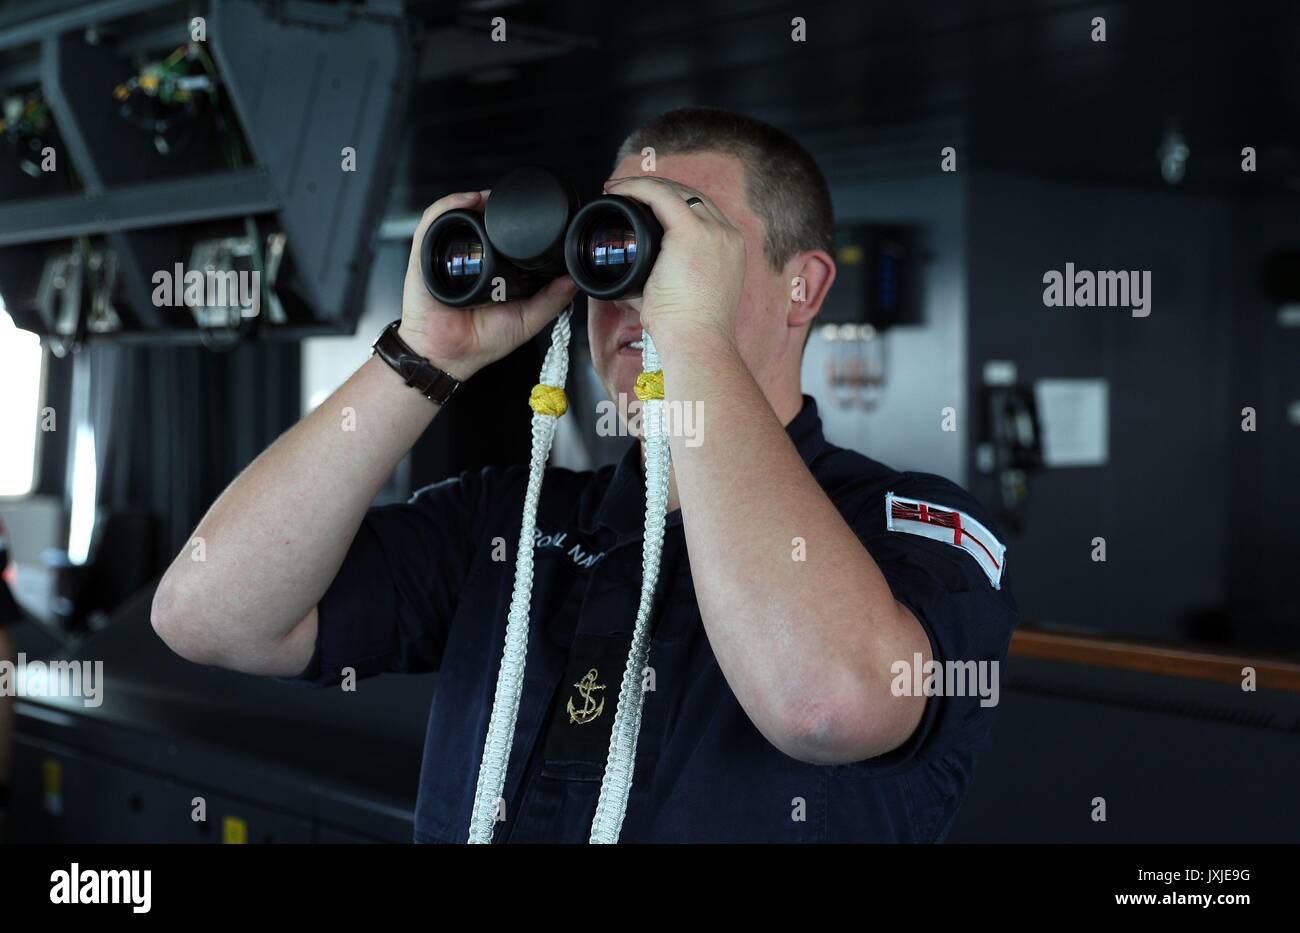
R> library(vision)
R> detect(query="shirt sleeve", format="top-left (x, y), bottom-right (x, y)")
top-left (285, 466), bottom-right (502, 687)
top-left (846, 473), bottom-right (1019, 772)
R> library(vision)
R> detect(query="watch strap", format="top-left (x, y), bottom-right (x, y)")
top-left (371, 320), bottom-right (462, 405)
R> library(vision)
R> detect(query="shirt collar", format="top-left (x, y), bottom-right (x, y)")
top-left (591, 394), bottom-right (829, 541)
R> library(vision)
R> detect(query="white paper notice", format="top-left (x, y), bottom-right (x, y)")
top-left (1035, 379), bottom-right (1108, 467)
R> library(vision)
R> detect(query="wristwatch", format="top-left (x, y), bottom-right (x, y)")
top-left (371, 320), bottom-right (462, 405)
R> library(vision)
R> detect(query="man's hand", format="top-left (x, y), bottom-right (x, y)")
top-left (602, 176), bottom-right (746, 351)
top-left (399, 190), bottom-right (578, 380)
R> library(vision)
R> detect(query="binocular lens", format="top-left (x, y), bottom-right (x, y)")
top-left (422, 210), bottom-right (502, 306)
top-left (566, 195), bottom-right (662, 299)
top-left (587, 225), bottom-right (638, 282)
top-left (442, 238), bottom-right (484, 283)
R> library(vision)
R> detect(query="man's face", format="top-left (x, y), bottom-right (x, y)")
top-left (587, 150), bottom-right (790, 408)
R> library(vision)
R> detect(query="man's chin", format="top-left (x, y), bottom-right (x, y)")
top-left (606, 358), bottom-right (643, 403)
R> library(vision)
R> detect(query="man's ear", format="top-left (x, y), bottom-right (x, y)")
top-left (784, 249), bottom-right (836, 330)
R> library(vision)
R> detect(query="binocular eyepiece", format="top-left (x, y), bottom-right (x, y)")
top-left (420, 166), bottom-right (663, 307)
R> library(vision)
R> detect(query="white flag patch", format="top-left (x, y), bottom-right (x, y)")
top-left (885, 492), bottom-right (1006, 589)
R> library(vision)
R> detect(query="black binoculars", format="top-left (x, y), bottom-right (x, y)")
top-left (419, 166), bottom-right (663, 307)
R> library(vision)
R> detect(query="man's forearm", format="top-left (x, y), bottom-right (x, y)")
top-left (659, 330), bottom-right (928, 763)
top-left (152, 352), bottom-right (442, 664)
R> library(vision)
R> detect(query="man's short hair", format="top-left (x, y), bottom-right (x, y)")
top-left (615, 106), bottom-right (834, 271)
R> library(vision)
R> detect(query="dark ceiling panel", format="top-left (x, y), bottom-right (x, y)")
top-left (392, 0), bottom-right (1300, 207)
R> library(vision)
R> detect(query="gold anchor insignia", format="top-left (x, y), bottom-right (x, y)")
top-left (567, 668), bottom-right (606, 725)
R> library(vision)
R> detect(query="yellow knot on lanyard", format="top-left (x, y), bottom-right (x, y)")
top-left (634, 370), bottom-right (665, 401)
top-left (529, 383), bottom-right (568, 417)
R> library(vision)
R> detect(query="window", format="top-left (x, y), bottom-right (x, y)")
top-left (0, 304), bottom-right (44, 496)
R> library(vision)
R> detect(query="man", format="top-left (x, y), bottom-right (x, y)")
top-left (152, 106), bottom-right (1017, 842)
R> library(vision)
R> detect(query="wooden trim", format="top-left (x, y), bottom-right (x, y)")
top-left (1010, 629), bottom-right (1300, 692)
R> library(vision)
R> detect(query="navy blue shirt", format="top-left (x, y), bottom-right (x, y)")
top-left (290, 396), bottom-right (1018, 842)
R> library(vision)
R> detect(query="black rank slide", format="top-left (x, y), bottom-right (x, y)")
top-left (0, 0), bottom-right (1295, 922)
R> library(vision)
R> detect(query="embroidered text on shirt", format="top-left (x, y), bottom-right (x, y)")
top-left (533, 528), bottom-right (608, 570)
